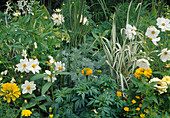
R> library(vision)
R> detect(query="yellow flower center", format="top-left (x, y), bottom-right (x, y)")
top-left (166, 78), bottom-right (169, 81)
top-left (23, 63), bottom-right (26, 67)
top-left (164, 51), bottom-right (168, 55)
top-left (162, 23), bottom-right (165, 26)
top-left (49, 74), bottom-right (52, 77)
top-left (32, 64), bottom-right (36, 68)
top-left (131, 29), bottom-right (133, 31)
top-left (53, 59), bottom-right (56, 62)
top-left (150, 37), bottom-right (153, 41)
top-left (58, 67), bottom-right (62, 70)
top-left (151, 31), bottom-right (155, 34)
top-left (27, 86), bottom-right (31, 90)
top-left (157, 82), bottom-right (162, 86)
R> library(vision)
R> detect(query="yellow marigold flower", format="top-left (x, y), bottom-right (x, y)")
top-left (49, 114), bottom-right (53, 118)
top-left (135, 96), bottom-right (140, 99)
top-left (97, 70), bottom-right (102, 73)
top-left (82, 68), bottom-right (93, 76)
top-left (162, 76), bottom-right (170, 84)
top-left (139, 104), bottom-right (142, 107)
top-left (22, 110), bottom-right (32, 117)
top-left (124, 107), bottom-right (129, 112)
top-left (140, 113), bottom-right (145, 118)
top-left (103, 89), bottom-right (105, 91)
top-left (144, 109), bottom-right (149, 114)
top-left (135, 68), bottom-right (145, 79)
top-left (0, 83), bottom-right (21, 103)
top-left (166, 63), bottom-right (170, 68)
top-left (132, 99), bottom-right (136, 104)
top-left (141, 99), bottom-right (144, 103)
top-left (136, 107), bottom-right (140, 111)
top-left (117, 91), bottom-right (122, 97)
top-left (143, 68), bottom-right (152, 78)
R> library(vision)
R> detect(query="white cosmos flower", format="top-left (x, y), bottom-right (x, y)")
top-left (125, 24), bottom-right (137, 40)
top-left (51, 13), bottom-right (64, 26)
top-left (145, 26), bottom-right (160, 38)
top-left (16, 58), bottom-right (30, 73)
top-left (34, 42), bottom-right (37, 49)
top-left (13, 11), bottom-right (21, 17)
top-left (43, 70), bottom-right (57, 82)
top-left (79, 15), bottom-right (89, 25)
top-left (48, 56), bottom-right (56, 63)
top-left (149, 37), bottom-right (160, 46)
top-left (158, 48), bottom-right (170, 62)
top-left (136, 58), bottom-right (150, 69)
top-left (21, 80), bottom-right (36, 94)
top-left (22, 50), bottom-right (27, 58)
top-left (28, 59), bottom-right (41, 74)
top-left (54, 61), bottom-right (65, 72)
top-left (156, 17), bottom-right (170, 32)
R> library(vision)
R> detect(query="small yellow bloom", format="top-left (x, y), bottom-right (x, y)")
top-left (103, 89), bottom-right (105, 91)
top-left (33, 56), bottom-right (36, 59)
top-left (49, 114), bottom-right (54, 118)
top-left (0, 77), bottom-right (3, 81)
top-left (139, 104), bottom-right (142, 107)
top-left (132, 99), bottom-right (136, 104)
top-left (42, 52), bottom-right (44, 55)
top-left (166, 63), bottom-right (170, 68)
top-left (141, 99), bottom-right (144, 103)
top-left (22, 110), bottom-right (32, 117)
top-left (49, 107), bottom-right (52, 110)
top-left (124, 107), bottom-right (129, 112)
top-left (44, 16), bottom-right (48, 20)
top-left (144, 109), bottom-right (149, 114)
top-left (82, 68), bottom-right (93, 76)
top-left (8, 67), bottom-right (12, 69)
top-left (0, 61), bottom-right (2, 63)
top-left (97, 70), bottom-right (102, 73)
top-left (106, 92), bottom-right (109, 94)
top-left (136, 107), bottom-right (140, 111)
top-left (140, 113), bottom-right (145, 118)
top-left (117, 91), bottom-right (122, 97)
top-left (20, 76), bottom-right (23, 78)
top-left (135, 96), bottom-right (140, 99)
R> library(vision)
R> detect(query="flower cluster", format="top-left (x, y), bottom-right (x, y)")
top-left (22, 110), bottom-right (32, 117)
top-left (149, 76), bottom-right (169, 94)
top-left (135, 68), bottom-right (152, 79)
top-left (0, 83), bottom-right (21, 103)
top-left (16, 50), bottom-right (41, 74)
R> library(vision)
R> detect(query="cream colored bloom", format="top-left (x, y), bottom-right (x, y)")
top-left (125, 24), bottom-right (137, 40)
top-left (22, 50), bottom-right (27, 58)
top-left (54, 61), bottom-right (65, 72)
top-left (16, 58), bottom-right (30, 73)
top-left (158, 48), bottom-right (170, 62)
top-left (21, 80), bottom-right (36, 94)
top-left (43, 70), bottom-right (57, 82)
top-left (34, 42), bottom-right (37, 49)
top-left (51, 13), bottom-right (64, 26)
top-left (156, 17), bottom-right (170, 32)
top-left (13, 11), bottom-right (21, 17)
top-left (136, 59), bottom-right (150, 69)
top-left (149, 78), bottom-right (168, 94)
top-left (79, 15), bottom-right (89, 25)
top-left (1, 70), bottom-right (8, 75)
top-left (54, 8), bottom-right (62, 13)
top-left (162, 76), bottom-right (170, 85)
top-left (28, 59), bottom-right (41, 74)
top-left (145, 26), bottom-right (160, 38)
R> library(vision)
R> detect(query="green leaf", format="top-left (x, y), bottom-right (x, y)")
top-left (54, 72), bottom-right (70, 75)
top-left (11, 42), bottom-right (24, 48)
top-left (24, 102), bottom-right (36, 109)
top-left (31, 74), bottom-right (48, 81)
top-left (41, 82), bottom-right (52, 95)
top-left (39, 105), bottom-right (47, 112)
top-left (40, 32), bottom-right (53, 39)
top-left (22, 94), bottom-right (36, 98)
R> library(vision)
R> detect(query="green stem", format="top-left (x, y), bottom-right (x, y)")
top-left (51, 82), bottom-right (54, 102)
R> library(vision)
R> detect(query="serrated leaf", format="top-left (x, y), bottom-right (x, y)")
top-left (41, 82), bottom-right (52, 95)
top-left (31, 74), bottom-right (48, 81)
